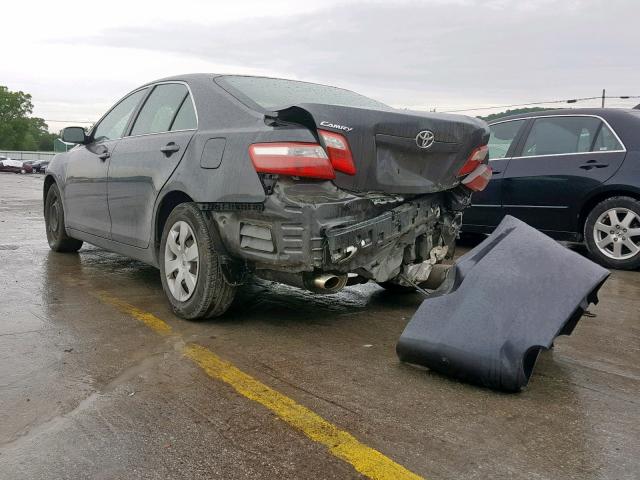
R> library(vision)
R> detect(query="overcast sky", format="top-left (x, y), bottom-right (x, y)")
top-left (2, 0), bottom-right (639, 131)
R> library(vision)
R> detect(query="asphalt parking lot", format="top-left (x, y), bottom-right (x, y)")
top-left (1, 173), bottom-right (639, 480)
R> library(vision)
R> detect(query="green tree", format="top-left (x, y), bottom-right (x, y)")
top-left (0, 86), bottom-right (56, 151)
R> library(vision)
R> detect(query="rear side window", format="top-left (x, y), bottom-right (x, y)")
top-left (131, 83), bottom-right (192, 135)
top-left (521, 116), bottom-right (601, 157)
top-left (216, 75), bottom-right (388, 110)
top-left (171, 96), bottom-right (197, 131)
top-left (93, 89), bottom-right (147, 142)
top-left (592, 124), bottom-right (623, 151)
top-left (488, 120), bottom-right (525, 160)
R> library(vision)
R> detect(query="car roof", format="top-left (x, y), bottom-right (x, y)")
top-left (489, 108), bottom-right (638, 124)
top-left (139, 73), bottom-right (356, 91)
top-left (142, 73), bottom-right (220, 84)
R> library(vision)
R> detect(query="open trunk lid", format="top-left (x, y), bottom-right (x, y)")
top-left (274, 103), bottom-right (489, 195)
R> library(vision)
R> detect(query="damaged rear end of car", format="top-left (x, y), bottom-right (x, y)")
top-left (207, 76), bottom-right (491, 293)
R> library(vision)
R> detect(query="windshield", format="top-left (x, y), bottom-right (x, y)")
top-left (216, 75), bottom-right (388, 111)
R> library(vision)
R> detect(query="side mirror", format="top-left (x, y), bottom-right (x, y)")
top-left (61, 126), bottom-right (88, 144)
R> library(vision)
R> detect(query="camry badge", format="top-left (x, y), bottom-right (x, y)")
top-left (416, 130), bottom-right (435, 149)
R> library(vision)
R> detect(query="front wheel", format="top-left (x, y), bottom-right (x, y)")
top-left (44, 183), bottom-right (83, 252)
top-left (159, 203), bottom-right (236, 320)
top-left (584, 196), bottom-right (640, 270)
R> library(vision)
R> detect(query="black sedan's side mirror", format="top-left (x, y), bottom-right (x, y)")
top-left (61, 126), bottom-right (88, 144)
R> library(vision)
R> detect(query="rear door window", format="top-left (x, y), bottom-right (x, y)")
top-left (592, 123), bottom-right (623, 151)
top-left (130, 83), bottom-right (191, 135)
top-left (521, 116), bottom-right (601, 157)
top-left (170, 96), bottom-right (197, 131)
top-left (488, 120), bottom-right (526, 160)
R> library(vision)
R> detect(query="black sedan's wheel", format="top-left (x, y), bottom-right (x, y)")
top-left (159, 203), bottom-right (235, 320)
top-left (44, 183), bottom-right (83, 252)
top-left (585, 196), bottom-right (640, 270)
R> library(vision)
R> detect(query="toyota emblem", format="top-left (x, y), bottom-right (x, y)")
top-left (416, 130), bottom-right (435, 149)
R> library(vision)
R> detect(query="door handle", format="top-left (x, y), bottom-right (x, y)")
top-left (160, 142), bottom-right (180, 156)
top-left (98, 151), bottom-right (110, 161)
top-left (579, 159), bottom-right (608, 170)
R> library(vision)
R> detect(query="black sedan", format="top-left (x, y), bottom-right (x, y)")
top-left (462, 108), bottom-right (640, 269)
top-left (29, 160), bottom-right (51, 173)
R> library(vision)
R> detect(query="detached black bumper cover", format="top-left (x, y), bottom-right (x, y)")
top-left (396, 216), bottom-right (610, 392)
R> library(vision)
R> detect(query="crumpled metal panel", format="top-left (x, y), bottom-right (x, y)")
top-left (396, 215), bottom-right (610, 392)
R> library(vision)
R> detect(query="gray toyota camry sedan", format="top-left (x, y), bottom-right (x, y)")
top-left (44, 74), bottom-right (490, 320)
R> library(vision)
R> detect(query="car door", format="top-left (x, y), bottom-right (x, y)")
top-left (463, 119), bottom-right (527, 231)
top-left (107, 82), bottom-right (197, 248)
top-left (502, 115), bottom-right (627, 235)
top-left (63, 88), bottom-right (148, 237)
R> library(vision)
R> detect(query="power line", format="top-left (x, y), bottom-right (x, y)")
top-left (440, 95), bottom-right (640, 113)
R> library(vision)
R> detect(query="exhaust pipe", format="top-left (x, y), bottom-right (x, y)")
top-left (254, 270), bottom-right (348, 294)
top-left (311, 274), bottom-right (348, 293)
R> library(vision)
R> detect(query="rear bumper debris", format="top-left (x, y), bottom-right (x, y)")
top-left (396, 215), bottom-right (610, 392)
top-left (210, 179), bottom-right (466, 284)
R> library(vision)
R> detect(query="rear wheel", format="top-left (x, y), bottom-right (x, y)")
top-left (44, 183), bottom-right (83, 252)
top-left (584, 196), bottom-right (640, 270)
top-left (159, 203), bottom-right (236, 320)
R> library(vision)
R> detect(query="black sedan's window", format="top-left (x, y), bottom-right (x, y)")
top-left (216, 75), bottom-right (388, 111)
top-left (592, 124), bottom-right (623, 151)
top-left (488, 120), bottom-right (525, 160)
top-left (131, 84), bottom-right (191, 136)
top-left (93, 89), bottom-right (147, 142)
top-left (170, 96), bottom-right (197, 131)
top-left (521, 116), bottom-right (601, 157)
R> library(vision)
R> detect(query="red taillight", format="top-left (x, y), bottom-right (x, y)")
top-left (249, 142), bottom-right (335, 179)
top-left (318, 130), bottom-right (356, 175)
top-left (458, 145), bottom-right (489, 176)
top-left (462, 164), bottom-right (492, 192)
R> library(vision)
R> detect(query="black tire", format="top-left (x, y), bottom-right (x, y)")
top-left (44, 183), bottom-right (83, 252)
top-left (159, 203), bottom-right (236, 320)
top-left (584, 196), bottom-right (640, 270)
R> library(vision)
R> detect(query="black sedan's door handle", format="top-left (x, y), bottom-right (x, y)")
top-left (579, 159), bottom-right (608, 170)
top-left (160, 142), bottom-right (180, 156)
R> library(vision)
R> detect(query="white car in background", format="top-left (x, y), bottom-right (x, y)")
top-left (0, 157), bottom-right (34, 174)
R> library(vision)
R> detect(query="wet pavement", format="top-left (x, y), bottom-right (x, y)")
top-left (1, 173), bottom-right (639, 480)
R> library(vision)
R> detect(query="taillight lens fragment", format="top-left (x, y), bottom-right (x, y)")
top-left (318, 129), bottom-right (356, 175)
top-left (249, 143), bottom-right (335, 179)
top-left (462, 164), bottom-right (492, 192)
top-left (458, 145), bottom-right (489, 176)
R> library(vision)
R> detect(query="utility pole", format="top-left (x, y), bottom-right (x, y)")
top-left (602, 89), bottom-right (606, 108)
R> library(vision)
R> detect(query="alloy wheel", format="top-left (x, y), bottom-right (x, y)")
top-left (49, 198), bottom-right (60, 234)
top-left (164, 221), bottom-right (199, 301)
top-left (593, 207), bottom-right (640, 260)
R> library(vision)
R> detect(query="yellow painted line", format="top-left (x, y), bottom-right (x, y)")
top-left (184, 343), bottom-right (423, 480)
top-left (95, 291), bottom-right (173, 336)
top-left (97, 294), bottom-right (423, 480)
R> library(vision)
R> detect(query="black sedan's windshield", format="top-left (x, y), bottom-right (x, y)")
top-left (216, 75), bottom-right (388, 111)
